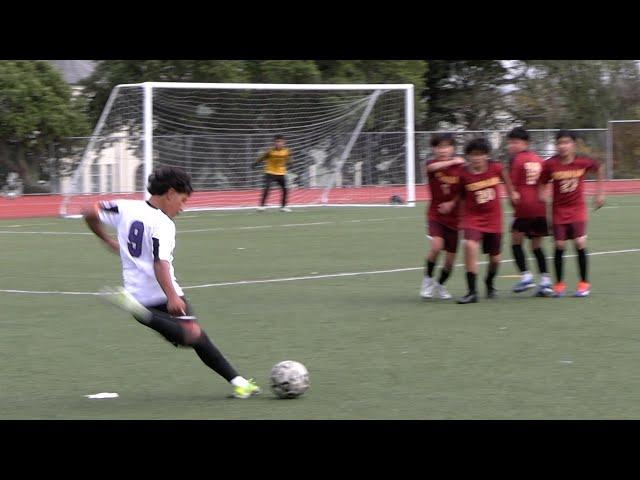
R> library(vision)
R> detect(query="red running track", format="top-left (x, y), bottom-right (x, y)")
top-left (1, 180), bottom-right (639, 219)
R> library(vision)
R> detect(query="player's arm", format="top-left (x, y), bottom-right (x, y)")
top-left (253, 151), bottom-right (269, 168)
top-left (538, 163), bottom-right (551, 203)
top-left (438, 189), bottom-right (462, 214)
top-left (82, 202), bottom-right (120, 254)
top-left (426, 156), bottom-right (465, 172)
top-left (153, 260), bottom-right (186, 316)
top-left (500, 167), bottom-right (519, 204)
top-left (593, 160), bottom-right (605, 210)
top-left (152, 223), bottom-right (186, 316)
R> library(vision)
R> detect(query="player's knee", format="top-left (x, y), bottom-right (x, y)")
top-left (464, 240), bottom-right (479, 251)
top-left (180, 320), bottom-right (203, 346)
top-left (430, 238), bottom-right (444, 253)
top-left (575, 236), bottom-right (587, 249)
top-left (555, 240), bottom-right (565, 250)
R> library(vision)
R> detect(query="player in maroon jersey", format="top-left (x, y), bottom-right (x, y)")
top-left (506, 127), bottom-right (553, 297)
top-left (457, 138), bottom-right (518, 304)
top-left (420, 133), bottom-right (465, 300)
top-left (539, 130), bottom-right (605, 298)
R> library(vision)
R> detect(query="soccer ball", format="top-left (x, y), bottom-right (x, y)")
top-left (269, 360), bottom-right (310, 399)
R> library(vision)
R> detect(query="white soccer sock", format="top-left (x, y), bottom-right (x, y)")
top-left (522, 271), bottom-right (533, 282)
top-left (230, 376), bottom-right (249, 388)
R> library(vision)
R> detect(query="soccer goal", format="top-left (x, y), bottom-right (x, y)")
top-left (59, 82), bottom-right (416, 216)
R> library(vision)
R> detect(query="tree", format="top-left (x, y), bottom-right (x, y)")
top-left (506, 60), bottom-right (640, 129)
top-left (81, 60), bottom-right (251, 125)
top-left (0, 61), bottom-right (89, 190)
top-left (248, 60), bottom-right (322, 83)
top-left (317, 60), bottom-right (428, 126)
top-left (423, 60), bottom-right (511, 130)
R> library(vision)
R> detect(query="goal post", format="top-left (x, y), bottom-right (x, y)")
top-left (60, 82), bottom-right (416, 216)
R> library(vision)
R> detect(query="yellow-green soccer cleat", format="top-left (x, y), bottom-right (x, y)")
top-left (233, 379), bottom-right (261, 399)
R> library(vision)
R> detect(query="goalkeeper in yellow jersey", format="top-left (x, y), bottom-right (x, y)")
top-left (254, 134), bottom-right (292, 212)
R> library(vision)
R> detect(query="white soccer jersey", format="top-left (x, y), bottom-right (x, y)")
top-left (98, 199), bottom-right (184, 306)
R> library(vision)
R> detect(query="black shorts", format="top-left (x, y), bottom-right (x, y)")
top-left (147, 297), bottom-right (197, 347)
top-left (147, 297), bottom-right (194, 317)
top-left (265, 173), bottom-right (286, 188)
top-left (428, 220), bottom-right (459, 253)
top-left (512, 217), bottom-right (549, 238)
top-left (464, 229), bottom-right (502, 256)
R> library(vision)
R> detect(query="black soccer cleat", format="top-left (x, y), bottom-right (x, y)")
top-left (486, 287), bottom-right (497, 299)
top-left (457, 293), bottom-right (478, 304)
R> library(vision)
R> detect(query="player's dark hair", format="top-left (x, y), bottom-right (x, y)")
top-left (147, 166), bottom-right (193, 196)
top-left (464, 138), bottom-right (492, 155)
top-left (274, 134), bottom-right (284, 141)
top-left (555, 130), bottom-right (577, 141)
top-left (507, 127), bottom-right (529, 141)
top-left (430, 133), bottom-right (456, 148)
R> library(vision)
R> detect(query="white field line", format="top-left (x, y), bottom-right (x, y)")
top-left (0, 216), bottom-right (415, 236)
top-left (1, 248), bottom-right (638, 296)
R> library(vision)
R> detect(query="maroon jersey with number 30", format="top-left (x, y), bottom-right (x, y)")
top-left (510, 150), bottom-right (546, 218)
top-left (426, 158), bottom-right (463, 230)
top-left (459, 162), bottom-right (504, 233)
top-left (540, 156), bottom-right (599, 224)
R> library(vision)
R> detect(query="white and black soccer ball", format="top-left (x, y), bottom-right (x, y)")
top-left (269, 360), bottom-right (310, 399)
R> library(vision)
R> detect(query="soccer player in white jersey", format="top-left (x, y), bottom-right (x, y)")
top-left (83, 166), bottom-right (260, 399)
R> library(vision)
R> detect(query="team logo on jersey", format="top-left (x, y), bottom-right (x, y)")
top-left (551, 169), bottom-right (585, 180)
top-left (465, 176), bottom-right (500, 192)
top-left (435, 171), bottom-right (460, 184)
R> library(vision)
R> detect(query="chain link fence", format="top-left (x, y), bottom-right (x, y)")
top-left (3, 125), bottom-right (640, 196)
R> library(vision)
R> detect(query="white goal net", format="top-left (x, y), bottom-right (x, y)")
top-left (60, 82), bottom-right (415, 216)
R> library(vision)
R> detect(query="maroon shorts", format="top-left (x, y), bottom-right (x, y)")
top-left (512, 217), bottom-right (549, 238)
top-left (429, 220), bottom-right (459, 253)
top-left (464, 229), bottom-right (502, 256)
top-left (553, 222), bottom-right (587, 241)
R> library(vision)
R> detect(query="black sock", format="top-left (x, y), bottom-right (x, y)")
top-left (193, 332), bottom-right (239, 382)
top-left (144, 309), bottom-right (239, 383)
top-left (554, 248), bottom-right (564, 282)
top-left (577, 248), bottom-right (588, 282)
top-left (466, 271), bottom-right (477, 294)
top-left (533, 247), bottom-right (548, 275)
top-left (511, 244), bottom-right (526, 273)
top-left (260, 187), bottom-right (270, 206)
top-left (426, 260), bottom-right (436, 277)
top-left (485, 263), bottom-right (498, 289)
top-left (438, 268), bottom-right (451, 285)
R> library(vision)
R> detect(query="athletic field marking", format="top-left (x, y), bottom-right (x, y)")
top-left (0, 216), bottom-right (416, 236)
top-left (1, 248), bottom-right (637, 296)
top-left (0, 230), bottom-right (92, 235)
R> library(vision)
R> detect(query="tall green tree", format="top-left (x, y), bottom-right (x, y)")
top-left (507, 60), bottom-right (640, 128)
top-left (0, 61), bottom-right (89, 188)
top-left (423, 60), bottom-right (510, 130)
top-left (317, 60), bottom-right (428, 126)
top-left (81, 60), bottom-right (250, 124)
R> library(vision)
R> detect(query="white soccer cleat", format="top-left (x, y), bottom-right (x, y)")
top-left (435, 283), bottom-right (452, 300)
top-left (420, 277), bottom-right (434, 299)
top-left (280, 207), bottom-right (292, 213)
top-left (100, 286), bottom-right (152, 323)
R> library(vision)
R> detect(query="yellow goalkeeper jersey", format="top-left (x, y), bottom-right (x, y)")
top-left (262, 148), bottom-right (290, 176)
